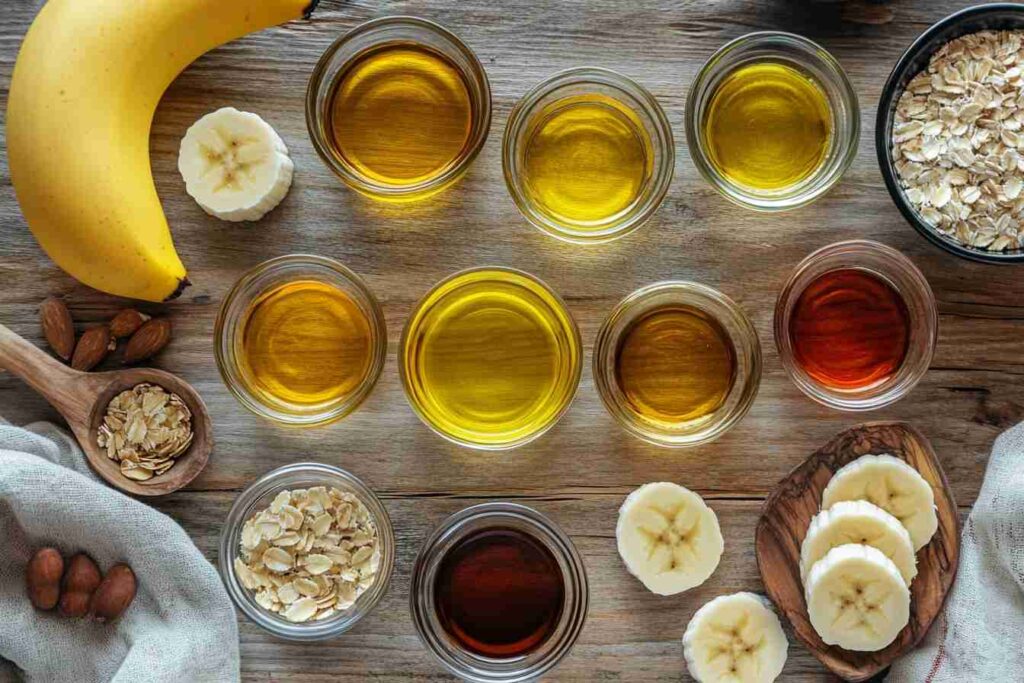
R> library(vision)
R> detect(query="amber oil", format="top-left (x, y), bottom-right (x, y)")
top-left (307, 18), bottom-right (492, 202)
top-left (615, 305), bottom-right (737, 426)
top-left (702, 61), bottom-right (832, 191)
top-left (400, 268), bottom-right (581, 449)
top-left (216, 256), bottom-right (387, 426)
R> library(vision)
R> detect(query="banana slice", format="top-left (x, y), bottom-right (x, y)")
top-left (178, 107), bottom-right (294, 222)
top-left (821, 453), bottom-right (937, 551)
top-left (805, 544), bottom-right (910, 652)
top-left (616, 482), bottom-right (723, 596)
top-left (682, 592), bottom-right (788, 682)
top-left (800, 500), bottom-right (917, 586)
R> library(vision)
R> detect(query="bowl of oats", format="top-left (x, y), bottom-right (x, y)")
top-left (218, 462), bottom-right (394, 640)
top-left (877, 3), bottom-right (1024, 263)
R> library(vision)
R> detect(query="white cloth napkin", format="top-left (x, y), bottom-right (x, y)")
top-left (0, 420), bottom-right (239, 682)
top-left (888, 421), bottom-right (1024, 681)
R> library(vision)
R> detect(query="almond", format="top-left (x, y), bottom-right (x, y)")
top-left (71, 325), bottom-right (113, 371)
top-left (60, 553), bottom-right (102, 618)
top-left (26, 547), bottom-right (64, 611)
top-left (89, 563), bottom-right (137, 622)
top-left (109, 309), bottom-right (150, 338)
top-left (40, 297), bottom-right (75, 361)
top-left (123, 318), bottom-right (171, 364)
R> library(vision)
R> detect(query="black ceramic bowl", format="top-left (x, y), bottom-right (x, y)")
top-left (876, 3), bottom-right (1024, 264)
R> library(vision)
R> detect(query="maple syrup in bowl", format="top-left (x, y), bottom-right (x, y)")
top-left (774, 240), bottom-right (937, 411)
top-left (410, 503), bottom-right (588, 682)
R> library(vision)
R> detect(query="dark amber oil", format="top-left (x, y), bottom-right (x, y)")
top-left (789, 268), bottom-right (910, 390)
top-left (434, 528), bottom-right (565, 658)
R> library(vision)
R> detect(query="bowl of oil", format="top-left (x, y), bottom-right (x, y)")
top-left (503, 68), bottom-right (675, 243)
top-left (215, 255), bottom-right (387, 426)
top-left (592, 281), bottom-right (762, 447)
top-left (686, 32), bottom-right (859, 211)
top-left (306, 16), bottom-right (491, 202)
top-left (774, 240), bottom-right (938, 411)
top-left (400, 267), bottom-right (582, 450)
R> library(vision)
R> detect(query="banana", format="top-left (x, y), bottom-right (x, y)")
top-left (682, 592), bottom-right (788, 683)
top-left (821, 454), bottom-right (938, 551)
top-left (178, 107), bottom-right (294, 222)
top-left (616, 482), bottom-right (723, 596)
top-left (804, 543), bottom-right (910, 652)
top-left (800, 500), bottom-right (917, 586)
top-left (7, 0), bottom-right (315, 301)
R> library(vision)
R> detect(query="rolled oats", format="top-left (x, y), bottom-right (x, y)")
top-left (892, 30), bottom-right (1024, 252)
top-left (235, 486), bottom-right (380, 623)
top-left (97, 383), bottom-right (193, 481)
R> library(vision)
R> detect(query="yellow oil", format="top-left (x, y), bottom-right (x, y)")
top-left (522, 94), bottom-right (653, 229)
top-left (240, 280), bottom-right (372, 409)
top-left (615, 305), bottom-right (737, 426)
top-left (402, 270), bottom-right (581, 447)
top-left (702, 62), bottom-right (832, 191)
top-left (327, 43), bottom-right (474, 190)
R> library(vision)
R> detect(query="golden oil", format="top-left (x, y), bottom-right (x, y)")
top-left (327, 43), bottom-right (474, 189)
top-left (401, 269), bottom-right (581, 448)
top-left (702, 61), bottom-right (832, 191)
top-left (522, 93), bottom-right (653, 229)
top-left (614, 305), bottom-right (737, 426)
top-left (239, 280), bottom-right (373, 409)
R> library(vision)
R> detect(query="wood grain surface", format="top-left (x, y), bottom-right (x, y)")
top-left (756, 422), bottom-right (959, 681)
top-left (0, 0), bottom-right (1022, 680)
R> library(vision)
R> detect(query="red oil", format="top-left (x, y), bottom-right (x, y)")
top-left (789, 268), bottom-right (910, 390)
top-left (434, 527), bottom-right (564, 658)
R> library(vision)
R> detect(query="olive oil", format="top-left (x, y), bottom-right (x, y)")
top-left (401, 269), bottom-right (581, 448)
top-left (326, 43), bottom-right (474, 188)
top-left (702, 61), bottom-right (832, 191)
top-left (522, 93), bottom-right (653, 230)
top-left (239, 280), bottom-right (373, 409)
top-left (614, 305), bottom-right (737, 426)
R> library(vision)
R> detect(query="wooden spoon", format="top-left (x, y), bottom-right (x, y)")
top-left (0, 323), bottom-right (212, 496)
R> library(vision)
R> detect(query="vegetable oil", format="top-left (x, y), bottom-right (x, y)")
top-left (702, 61), bottom-right (832, 191)
top-left (614, 304), bottom-right (737, 426)
top-left (401, 269), bottom-right (581, 448)
top-left (326, 43), bottom-right (474, 189)
top-left (239, 280), bottom-right (373, 409)
top-left (522, 93), bottom-right (653, 230)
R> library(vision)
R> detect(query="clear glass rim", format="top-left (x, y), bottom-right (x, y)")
top-left (409, 502), bottom-right (589, 682)
top-left (213, 254), bottom-right (387, 426)
top-left (217, 462), bottom-right (396, 641)
top-left (305, 15), bottom-right (493, 199)
top-left (592, 281), bottom-right (763, 447)
top-left (502, 67), bottom-right (675, 244)
top-left (685, 31), bottom-right (860, 212)
top-left (398, 266), bottom-right (583, 451)
top-left (773, 240), bottom-right (938, 411)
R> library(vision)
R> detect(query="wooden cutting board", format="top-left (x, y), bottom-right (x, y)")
top-left (755, 422), bottom-right (960, 681)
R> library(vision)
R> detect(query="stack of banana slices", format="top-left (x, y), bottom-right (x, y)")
top-left (616, 483), bottom-right (790, 682)
top-left (802, 454), bottom-right (938, 652)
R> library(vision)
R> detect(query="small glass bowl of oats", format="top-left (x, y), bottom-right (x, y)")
top-left (218, 462), bottom-right (394, 640)
top-left (877, 3), bottom-right (1024, 263)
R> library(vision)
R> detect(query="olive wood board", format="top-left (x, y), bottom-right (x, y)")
top-left (755, 421), bottom-right (960, 682)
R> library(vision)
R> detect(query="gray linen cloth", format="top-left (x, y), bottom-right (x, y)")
top-left (888, 420), bottom-right (1024, 681)
top-left (0, 420), bottom-right (239, 682)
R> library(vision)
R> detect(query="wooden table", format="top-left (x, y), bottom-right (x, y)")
top-left (1, 0), bottom-right (1021, 680)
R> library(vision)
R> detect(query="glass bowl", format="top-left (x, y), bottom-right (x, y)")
top-left (774, 240), bottom-right (938, 411)
top-left (410, 502), bottom-right (588, 682)
top-left (876, 3), bottom-right (1024, 263)
top-left (592, 281), bottom-right (762, 447)
top-left (686, 31), bottom-right (859, 211)
top-left (306, 16), bottom-right (492, 202)
top-left (214, 254), bottom-right (387, 427)
top-left (503, 67), bottom-right (674, 243)
top-left (218, 462), bottom-right (395, 641)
